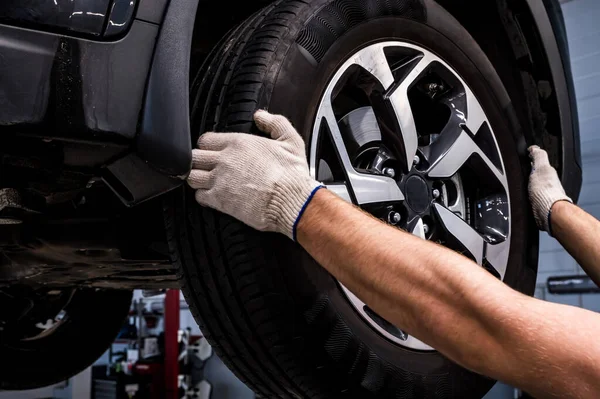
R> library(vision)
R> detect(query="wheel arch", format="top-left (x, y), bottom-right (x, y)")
top-left (436, 0), bottom-right (581, 201)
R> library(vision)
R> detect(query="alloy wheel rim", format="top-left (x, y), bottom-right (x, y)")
top-left (309, 41), bottom-right (511, 351)
top-left (0, 288), bottom-right (73, 343)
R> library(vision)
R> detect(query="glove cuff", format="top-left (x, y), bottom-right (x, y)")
top-left (531, 191), bottom-right (572, 233)
top-left (268, 176), bottom-right (324, 240)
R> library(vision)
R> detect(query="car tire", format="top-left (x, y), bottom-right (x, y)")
top-left (167, 0), bottom-right (539, 397)
top-left (0, 289), bottom-right (132, 390)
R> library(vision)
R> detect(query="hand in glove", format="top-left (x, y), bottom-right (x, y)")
top-left (528, 145), bottom-right (572, 234)
top-left (187, 110), bottom-right (323, 241)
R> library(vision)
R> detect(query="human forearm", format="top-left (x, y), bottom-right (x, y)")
top-left (297, 190), bottom-right (519, 375)
top-left (551, 201), bottom-right (600, 286)
top-left (297, 190), bottom-right (600, 398)
top-left (497, 295), bottom-right (600, 398)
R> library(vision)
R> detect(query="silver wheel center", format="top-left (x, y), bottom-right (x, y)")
top-left (309, 42), bottom-right (511, 351)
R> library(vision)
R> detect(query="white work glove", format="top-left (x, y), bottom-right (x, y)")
top-left (187, 110), bottom-right (324, 241)
top-left (528, 145), bottom-right (572, 234)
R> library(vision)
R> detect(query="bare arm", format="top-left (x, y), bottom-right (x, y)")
top-left (298, 189), bottom-right (600, 399)
top-left (551, 201), bottom-right (600, 286)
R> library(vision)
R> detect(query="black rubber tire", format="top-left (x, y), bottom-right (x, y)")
top-left (0, 289), bottom-right (132, 390)
top-left (167, 0), bottom-right (539, 397)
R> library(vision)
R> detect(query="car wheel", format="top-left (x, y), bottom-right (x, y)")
top-left (0, 288), bottom-right (132, 390)
top-left (167, 0), bottom-right (538, 397)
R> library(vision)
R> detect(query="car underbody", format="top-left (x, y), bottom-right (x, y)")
top-left (0, 184), bottom-right (177, 289)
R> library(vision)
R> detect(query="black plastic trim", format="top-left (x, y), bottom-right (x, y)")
top-left (105, 0), bottom-right (199, 205)
top-left (136, 0), bottom-right (169, 24)
top-left (525, 0), bottom-right (582, 202)
top-left (542, 0), bottom-right (581, 164)
top-left (137, 0), bottom-right (198, 178)
top-left (105, 153), bottom-right (179, 204)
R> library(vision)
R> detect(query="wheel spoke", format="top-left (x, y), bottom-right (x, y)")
top-left (465, 86), bottom-right (486, 134)
top-left (315, 107), bottom-right (404, 205)
top-left (385, 54), bottom-right (434, 172)
top-left (339, 284), bottom-right (433, 351)
top-left (326, 184), bottom-right (352, 203)
top-left (433, 203), bottom-right (485, 265)
top-left (485, 240), bottom-right (509, 279)
top-left (411, 218), bottom-right (426, 240)
top-left (427, 129), bottom-right (505, 186)
top-left (351, 43), bottom-right (395, 90)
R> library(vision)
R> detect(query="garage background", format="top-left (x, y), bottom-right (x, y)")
top-left (486, 0), bottom-right (600, 397)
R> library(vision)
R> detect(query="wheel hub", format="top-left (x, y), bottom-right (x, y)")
top-left (309, 41), bottom-right (511, 351)
top-left (404, 174), bottom-right (430, 214)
